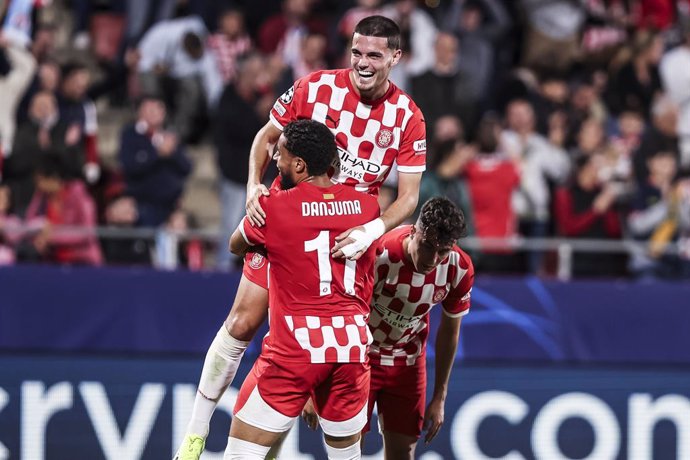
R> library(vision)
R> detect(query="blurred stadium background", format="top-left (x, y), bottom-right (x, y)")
top-left (1, 0), bottom-right (690, 458)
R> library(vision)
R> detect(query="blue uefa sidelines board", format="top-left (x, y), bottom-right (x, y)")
top-left (0, 355), bottom-right (688, 459)
top-left (2, 266), bottom-right (690, 365)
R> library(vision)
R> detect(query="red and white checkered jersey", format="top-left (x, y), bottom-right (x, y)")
top-left (369, 226), bottom-right (474, 366)
top-left (270, 69), bottom-right (427, 195)
top-left (240, 182), bottom-right (380, 364)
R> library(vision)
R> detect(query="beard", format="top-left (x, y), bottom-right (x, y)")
top-left (280, 171), bottom-right (296, 190)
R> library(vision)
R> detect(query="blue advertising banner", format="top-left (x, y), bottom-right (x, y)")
top-left (2, 266), bottom-right (690, 364)
top-left (0, 355), bottom-right (688, 460)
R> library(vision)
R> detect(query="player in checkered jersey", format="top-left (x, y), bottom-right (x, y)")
top-left (303, 197), bottom-right (473, 458)
top-left (176, 15), bottom-right (427, 460)
top-left (224, 120), bottom-right (379, 459)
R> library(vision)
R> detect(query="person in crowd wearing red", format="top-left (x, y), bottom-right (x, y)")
top-left (554, 154), bottom-right (626, 277)
top-left (23, 155), bottom-right (102, 266)
top-left (465, 114), bottom-right (521, 272)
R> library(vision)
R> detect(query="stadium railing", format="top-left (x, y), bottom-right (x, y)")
top-left (2, 223), bottom-right (686, 279)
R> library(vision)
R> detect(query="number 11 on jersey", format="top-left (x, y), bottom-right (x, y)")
top-left (304, 231), bottom-right (356, 296)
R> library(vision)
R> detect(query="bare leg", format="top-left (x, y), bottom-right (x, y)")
top-left (382, 430), bottom-right (417, 460)
top-left (181, 275), bottom-right (268, 441)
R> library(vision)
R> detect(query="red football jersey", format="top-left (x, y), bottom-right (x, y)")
top-left (270, 69), bottom-right (427, 195)
top-left (369, 226), bottom-right (474, 367)
top-left (240, 182), bottom-right (381, 363)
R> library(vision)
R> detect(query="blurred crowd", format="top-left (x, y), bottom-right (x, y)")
top-left (1, 0), bottom-right (690, 280)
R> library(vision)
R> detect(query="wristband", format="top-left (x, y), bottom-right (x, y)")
top-left (362, 218), bottom-right (386, 240)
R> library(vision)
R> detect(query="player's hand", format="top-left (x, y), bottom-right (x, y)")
top-left (246, 183), bottom-right (270, 227)
top-left (331, 226), bottom-right (368, 260)
top-left (423, 396), bottom-right (445, 445)
top-left (301, 398), bottom-right (318, 431)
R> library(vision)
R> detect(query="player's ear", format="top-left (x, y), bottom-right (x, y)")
top-left (390, 48), bottom-right (402, 66)
top-left (294, 157), bottom-right (306, 174)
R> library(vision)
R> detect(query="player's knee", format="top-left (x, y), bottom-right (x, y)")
top-left (224, 314), bottom-right (259, 342)
top-left (323, 433), bottom-right (360, 447)
top-left (383, 433), bottom-right (416, 460)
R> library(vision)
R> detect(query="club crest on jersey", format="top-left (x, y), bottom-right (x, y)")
top-left (249, 253), bottom-right (266, 270)
top-left (280, 86), bottom-right (294, 104)
top-left (433, 288), bottom-right (447, 303)
top-left (376, 128), bottom-right (394, 148)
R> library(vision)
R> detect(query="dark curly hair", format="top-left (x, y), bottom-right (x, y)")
top-left (283, 119), bottom-right (337, 176)
top-left (418, 197), bottom-right (467, 247)
top-left (354, 15), bottom-right (401, 50)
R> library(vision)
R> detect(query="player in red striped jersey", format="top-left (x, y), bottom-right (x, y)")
top-left (303, 197), bottom-right (473, 459)
top-left (176, 16), bottom-right (427, 460)
top-left (226, 120), bottom-right (379, 459)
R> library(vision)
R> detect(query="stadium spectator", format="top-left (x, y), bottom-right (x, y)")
top-left (0, 32), bottom-right (36, 175)
top-left (337, 0), bottom-right (384, 41)
top-left (257, 0), bottom-right (327, 65)
top-left (464, 114), bottom-right (521, 272)
top-left (554, 154), bottom-right (626, 277)
top-left (442, 0), bottom-right (511, 109)
top-left (627, 149), bottom-right (682, 278)
top-left (290, 31), bottom-right (328, 79)
top-left (136, 15), bottom-right (223, 140)
top-left (206, 7), bottom-right (253, 85)
top-left (633, 95), bottom-right (681, 183)
top-left (567, 71), bottom-right (609, 137)
top-left (0, 185), bottom-right (18, 264)
top-left (606, 29), bottom-right (664, 118)
top-left (417, 115), bottom-right (474, 235)
top-left (22, 155), bottom-right (103, 266)
top-left (57, 62), bottom-right (100, 184)
top-left (520, 0), bottom-right (585, 72)
top-left (410, 32), bottom-right (475, 130)
top-left (570, 117), bottom-right (607, 159)
top-left (16, 58), bottom-right (61, 125)
top-left (225, 120), bottom-right (380, 460)
top-left (659, 19), bottom-right (690, 173)
top-left (580, 0), bottom-right (632, 65)
top-left (214, 54), bottom-right (273, 271)
top-left (4, 91), bottom-right (82, 216)
top-left (381, 0), bottom-right (438, 90)
top-left (501, 99), bottom-right (570, 272)
top-left (118, 95), bottom-right (191, 229)
top-left (607, 110), bottom-right (645, 182)
top-left (125, 0), bottom-right (177, 46)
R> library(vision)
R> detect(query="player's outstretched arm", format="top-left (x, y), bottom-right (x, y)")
top-left (332, 171), bottom-right (422, 260)
top-left (424, 314), bottom-right (463, 445)
top-left (246, 121), bottom-right (282, 227)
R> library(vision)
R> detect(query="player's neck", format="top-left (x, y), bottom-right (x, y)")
top-left (299, 175), bottom-right (332, 189)
top-left (402, 235), bottom-right (413, 266)
top-left (348, 70), bottom-right (390, 102)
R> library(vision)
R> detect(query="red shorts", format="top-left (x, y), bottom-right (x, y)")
top-left (234, 354), bottom-right (371, 436)
top-left (365, 358), bottom-right (426, 438)
top-left (243, 251), bottom-right (269, 290)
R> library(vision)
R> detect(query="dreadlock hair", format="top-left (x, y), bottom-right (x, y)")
top-left (283, 119), bottom-right (337, 176)
top-left (417, 197), bottom-right (467, 247)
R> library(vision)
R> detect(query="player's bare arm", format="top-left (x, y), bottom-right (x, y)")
top-left (424, 314), bottom-right (462, 445)
top-left (332, 171), bottom-right (422, 260)
top-left (229, 226), bottom-right (251, 256)
top-left (246, 121), bottom-right (282, 227)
